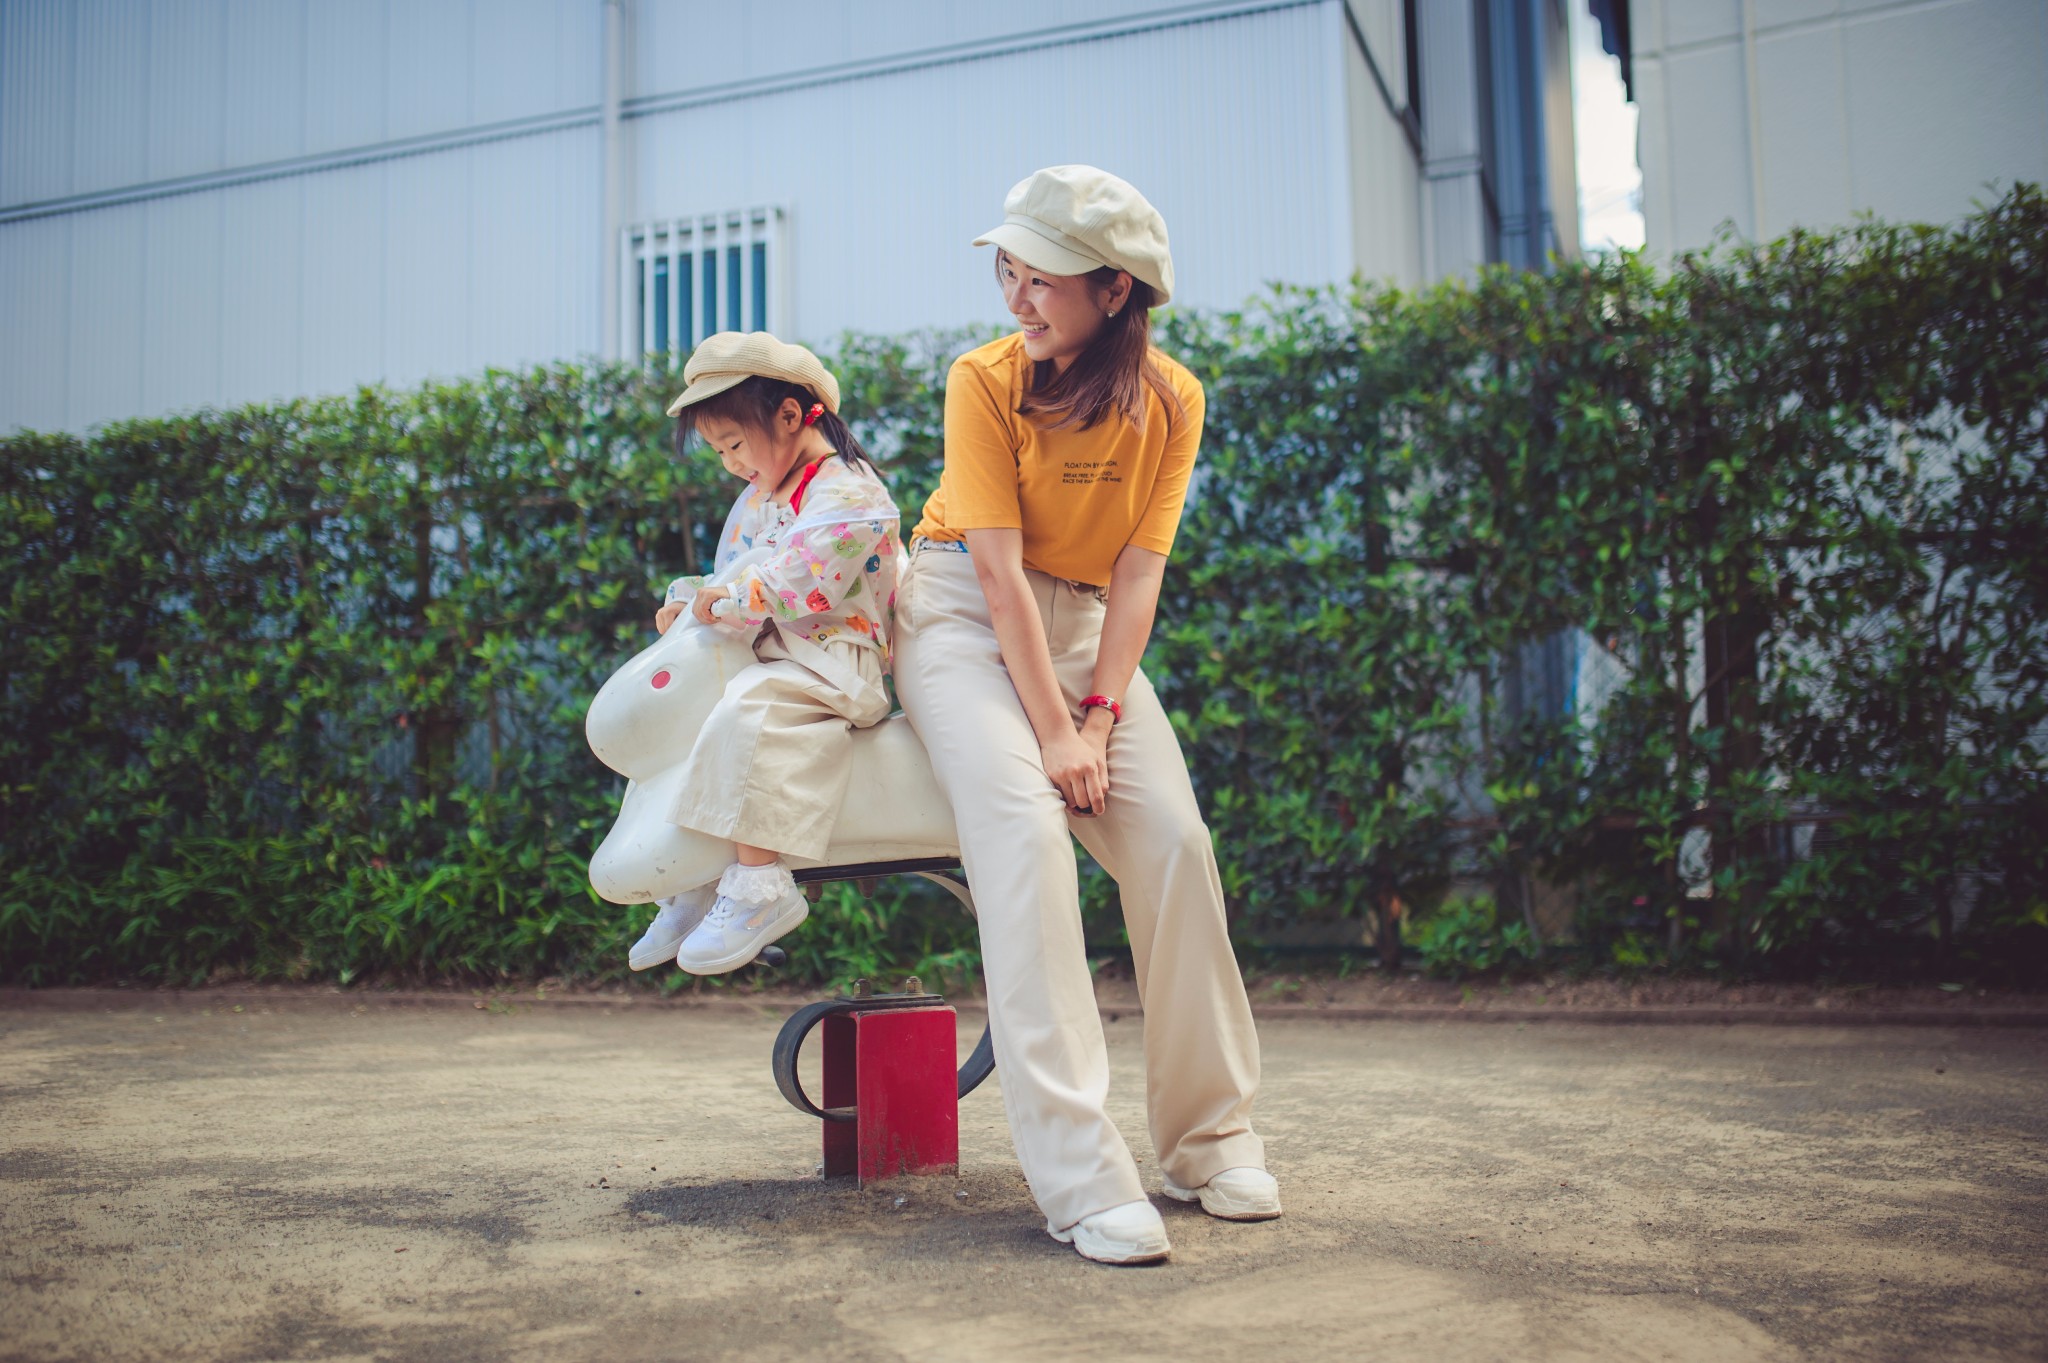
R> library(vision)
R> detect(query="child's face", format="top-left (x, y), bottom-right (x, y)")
top-left (698, 412), bottom-right (800, 493)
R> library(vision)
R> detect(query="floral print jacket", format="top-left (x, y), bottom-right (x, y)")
top-left (664, 455), bottom-right (903, 665)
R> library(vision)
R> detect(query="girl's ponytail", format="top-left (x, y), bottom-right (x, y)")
top-left (808, 406), bottom-right (876, 476)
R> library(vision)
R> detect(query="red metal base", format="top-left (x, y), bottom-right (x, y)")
top-left (819, 1004), bottom-right (959, 1184)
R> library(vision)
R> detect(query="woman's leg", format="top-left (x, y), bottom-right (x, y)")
top-left (1063, 664), bottom-right (1266, 1193)
top-left (893, 552), bottom-right (1147, 1230)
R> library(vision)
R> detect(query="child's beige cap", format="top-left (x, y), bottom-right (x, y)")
top-left (665, 331), bottom-right (841, 418)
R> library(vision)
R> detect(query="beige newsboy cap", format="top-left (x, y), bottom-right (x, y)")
top-left (664, 331), bottom-right (841, 419)
top-left (973, 165), bottom-right (1175, 305)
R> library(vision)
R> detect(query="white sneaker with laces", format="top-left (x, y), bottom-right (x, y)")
top-left (627, 887), bottom-right (714, 971)
top-left (1161, 1166), bottom-right (1282, 1221)
top-left (675, 861), bottom-right (809, 975)
top-left (1047, 1199), bottom-right (1172, 1265)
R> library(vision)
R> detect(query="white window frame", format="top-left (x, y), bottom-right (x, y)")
top-left (619, 205), bottom-right (788, 360)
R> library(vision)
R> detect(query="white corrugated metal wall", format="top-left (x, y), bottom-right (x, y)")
top-left (1, 0), bottom-right (600, 207)
top-left (1630, 0), bottom-right (2048, 253)
top-left (1339, 0), bottom-right (1425, 288)
top-left (1, 0), bottom-right (604, 432)
top-left (2, 0), bottom-right (1437, 432)
top-left (624, 1), bottom-right (1351, 343)
top-left (1, 127), bottom-right (600, 432)
top-left (627, 0), bottom-right (1256, 99)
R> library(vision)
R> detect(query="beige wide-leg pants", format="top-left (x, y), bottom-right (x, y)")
top-left (893, 545), bottom-right (1264, 1231)
top-left (669, 630), bottom-right (889, 860)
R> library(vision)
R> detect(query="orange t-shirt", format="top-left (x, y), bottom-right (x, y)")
top-left (911, 332), bottom-right (1206, 587)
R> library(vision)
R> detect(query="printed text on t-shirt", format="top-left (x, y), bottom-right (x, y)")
top-left (1061, 460), bottom-right (1123, 486)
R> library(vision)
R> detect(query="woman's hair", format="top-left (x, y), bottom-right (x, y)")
top-left (1010, 264), bottom-right (1185, 435)
top-left (672, 374), bottom-right (878, 474)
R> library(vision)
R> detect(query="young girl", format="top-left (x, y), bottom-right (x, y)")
top-left (627, 331), bottom-right (902, 975)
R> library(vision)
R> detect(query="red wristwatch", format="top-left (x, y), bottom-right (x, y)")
top-left (1081, 695), bottom-right (1122, 724)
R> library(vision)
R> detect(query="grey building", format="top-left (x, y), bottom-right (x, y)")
top-left (1, 0), bottom-right (1581, 434)
top-left (1626, 0), bottom-right (2047, 252)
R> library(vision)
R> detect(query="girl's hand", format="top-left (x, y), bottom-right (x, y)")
top-left (654, 602), bottom-right (685, 634)
top-left (691, 584), bottom-right (729, 626)
top-left (1042, 728), bottom-right (1109, 817)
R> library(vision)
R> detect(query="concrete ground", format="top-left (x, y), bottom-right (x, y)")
top-left (1, 1002), bottom-right (2043, 1363)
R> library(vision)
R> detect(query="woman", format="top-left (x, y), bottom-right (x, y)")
top-left (893, 165), bottom-right (1277, 1265)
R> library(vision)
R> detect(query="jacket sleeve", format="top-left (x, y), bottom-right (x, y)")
top-left (722, 478), bottom-right (898, 629)
top-left (663, 574), bottom-right (709, 606)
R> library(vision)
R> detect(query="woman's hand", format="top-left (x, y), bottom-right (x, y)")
top-left (1043, 726), bottom-right (1109, 817)
top-left (654, 602), bottom-right (685, 634)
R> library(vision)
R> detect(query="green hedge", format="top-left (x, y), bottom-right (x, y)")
top-left (4, 187), bottom-right (2044, 987)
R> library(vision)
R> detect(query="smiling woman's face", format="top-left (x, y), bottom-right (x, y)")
top-left (996, 250), bottom-right (1129, 371)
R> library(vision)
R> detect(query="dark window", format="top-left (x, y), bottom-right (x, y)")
top-left (726, 245), bottom-right (742, 331)
top-left (635, 259), bottom-right (646, 353)
top-left (677, 252), bottom-right (694, 351)
top-left (751, 242), bottom-right (768, 329)
top-left (1403, 0), bottom-right (1421, 127)
top-left (632, 223), bottom-right (771, 354)
top-left (702, 249), bottom-right (719, 340)
top-left (652, 257), bottom-right (670, 353)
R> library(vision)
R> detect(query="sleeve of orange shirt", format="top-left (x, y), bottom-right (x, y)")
top-left (1127, 375), bottom-right (1206, 556)
top-left (936, 355), bottom-right (1026, 530)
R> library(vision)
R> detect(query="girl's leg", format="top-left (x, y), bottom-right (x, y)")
top-left (893, 553), bottom-right (1147, 1231)
top-left (669, 641), bottom-right (886, 862)
top-left (670, 640), bottom-right (887, 973)
top-left (1063, 664), bottom-right (1266, 1194)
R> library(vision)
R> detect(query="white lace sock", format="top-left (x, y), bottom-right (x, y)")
top-left (716, 859), bottom-right (796, 907)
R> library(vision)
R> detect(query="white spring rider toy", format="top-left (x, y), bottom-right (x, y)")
top-left (584, 554), bottom-right (962, 905)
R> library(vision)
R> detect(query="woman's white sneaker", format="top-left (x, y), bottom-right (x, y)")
top-left (675, 861), bottom-right (809, 975)
top-left (1161, 1166), bottom-right (1282, 1221)
top-left (1047, 1199), bottom-right (1171, 1265)
top-left (627, 887), bottom-right (714, 971)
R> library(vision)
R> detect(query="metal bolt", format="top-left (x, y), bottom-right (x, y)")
top-left (852, 978), bottom-right (871, 998)
top-left (903, 976), bottom-right (922, 996)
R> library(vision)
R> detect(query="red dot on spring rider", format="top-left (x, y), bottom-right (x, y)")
top-left (650, 670), bottom-right (671, 690)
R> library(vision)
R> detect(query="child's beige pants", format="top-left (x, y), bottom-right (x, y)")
top-left (892, 545), bottom-right (1265, 1232)
top-left (668, 628), bottom-right (890, 860)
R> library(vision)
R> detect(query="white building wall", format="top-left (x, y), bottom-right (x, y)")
top-left (3, 0), bottom-right (1556, 433)
top-left (2, 125), bottom-right (599, 433)
top-left (1417, 0), bottom-right (1493, 278)
top-left (1537, 0), bottom-right (1578, 259)
top-left (1341, 0), bottom-right (1427, 287)
top-left (4, 2), bottom-right (1365, 431)
top-left (0, 0), bottom-right (601, 207)
top-left (1633, 0), bottom-right (2048, 252)
top-left (624, 2), bottom-right (1351, 342)
top-left (627, 0), bottom-right (1248, 101)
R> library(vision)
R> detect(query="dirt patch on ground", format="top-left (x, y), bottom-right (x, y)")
top-left (1, 1006), bottom-right (2042, 1362)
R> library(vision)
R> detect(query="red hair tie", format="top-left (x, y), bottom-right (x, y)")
top-left (802, 402), bottom-right (824, 426)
